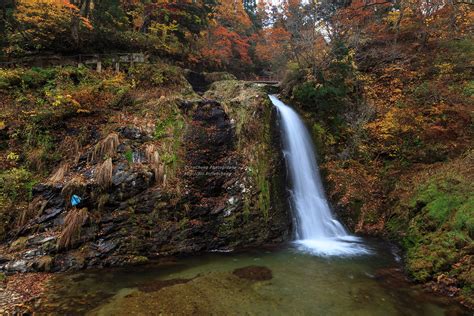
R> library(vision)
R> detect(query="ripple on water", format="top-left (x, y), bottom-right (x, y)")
top-left (295, 236), bottom-right (372, 257)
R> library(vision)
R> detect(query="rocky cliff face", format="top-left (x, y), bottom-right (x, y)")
top-left (0, 79), bottom-right (291, 273)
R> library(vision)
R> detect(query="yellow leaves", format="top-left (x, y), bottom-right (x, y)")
top-left (52, 94), bottom-right (63, 107)
top-left (101, 76), bottom-right (126, 89)
top-left (390, 88), bottom-right (403, 102)
top-left (7, 152), bottom-right (19, 161)
top-left (21, 110), bottom-right (37, 117)
top-left (0, 121), bottom-right (5, 130)
top-left (51, 93), bottom-right (81, 109)
top-left (386, 11), bottom-right (401, 25)
top-left (435, 63), bottom-right (453, 75)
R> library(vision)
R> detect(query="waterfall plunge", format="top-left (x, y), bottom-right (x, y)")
top-left (270, 95), bottom-right (369, 256)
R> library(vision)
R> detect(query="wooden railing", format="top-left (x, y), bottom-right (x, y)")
top-left (242, 76), bottom-right (281, 83)
top-left (0, 53), bottom-right (147, 72)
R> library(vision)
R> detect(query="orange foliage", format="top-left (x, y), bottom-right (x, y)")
top-left (202, 26), bottom-right (251, 67)
top-left (199, 0), bottom-right (254, 69)
top-left (255, 27), bottom-right (291, 64)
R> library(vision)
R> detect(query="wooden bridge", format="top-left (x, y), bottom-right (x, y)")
top-left (243, 76), bottom-right (281, 85)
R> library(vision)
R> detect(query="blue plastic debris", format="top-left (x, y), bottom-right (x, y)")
top-left (71, 194), bottom-right (82, 206)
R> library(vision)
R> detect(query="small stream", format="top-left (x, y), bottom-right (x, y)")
top-left (37, 241), bottom-right (466, 315)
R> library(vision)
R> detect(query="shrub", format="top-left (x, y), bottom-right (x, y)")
top-left (0, 167), bottom-right (35, 202)
top-left (293, 81), bottom-right (347, 115)
top-left (130, 64), bottom-right (181, 87)
top-left (0, 167), bottom-right (36, 240)
top-left (463, 81), bottom-right (474, 97)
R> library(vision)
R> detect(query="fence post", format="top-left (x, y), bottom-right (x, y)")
top-left (114, 55), bottom-right (120, 72)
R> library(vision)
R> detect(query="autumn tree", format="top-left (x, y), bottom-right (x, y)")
top-left (5, 0), bottom-right (92, 56)
top-left (199, 0), bottom-right (256, 72)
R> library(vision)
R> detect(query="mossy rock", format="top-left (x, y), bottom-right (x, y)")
top-left (9, 237), bottom-right (28, 252)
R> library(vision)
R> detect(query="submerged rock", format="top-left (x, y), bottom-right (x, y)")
top-left (233, 265), bottom-right (273, 281)
top-left (88, 271), bottom-right (278, 315)
top-left (138, 278), bottom-right (192, 293)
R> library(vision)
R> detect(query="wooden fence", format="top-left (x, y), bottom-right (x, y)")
top-left (0, 53), bottom-right (147, 72)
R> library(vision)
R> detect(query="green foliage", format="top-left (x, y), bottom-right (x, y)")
top-left (130, 64), bottom-right (183, 88)
top-left (154, 112), bottom-right (185, 141)
top-left (0, 67), bottom-right (59, 90)
top-left (124, 149), bottom-right (134, 164)
top-left (289, 42), bottom-right (357, 138)
top-left (441, 39), bottom-right (474, 67)
top-left (412, 81), bottom-right (440, 103)
top-left (0, 167), bottom-right (35, 202)
top-left (413, 182), bottom-right (464, 226)
top-left (161, 152), bottom-right (178, 166)
top-left (311, 123), bottom-right (336, 156)
top-left (293, 81), bottom-right (346, 115)
top-left (454, 198), bottom-right (474, 238)
top-left (463, 80), bottom-right (474, 97)
top-left (389, 162), bottom-right (474, 283)
top-left (0, 167), bottom-right (36, 240)
top-left (22, 125), bottom-right (59, 172)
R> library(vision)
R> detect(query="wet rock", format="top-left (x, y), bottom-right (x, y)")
top-left (118, 126), bottom-right (144, 140)
top-left (211, 204), bottom-right (225, 215)
top-left (233, 266), bottom-right (273, 281)
top-left (138, 278), bottom-right (192, 293)
top-left (184, 69), bottom-right (236, 93)
top-left (2, 260), bottom-right (29, 273)
top-left (224, 206), bottom-right (237, 217)
top-left (228, 196), bottom-right (238, 206)
top-left (0, 256), bottom-right (10, 265)
top-left (53, 252), bottom-right (86, 272)
top-left (9, 237), bottom-right (28, 252)
top-left (32, 183), bottom-right (62, 198)
top-left (36, 208), bottom-right (63, 224)
top-left (95, 239), bottom-right (117, 254)
top-left (110, 165), bottom-right (154, 201)
top-left (27, 236), bottom-right (56, 247)
top-left (32, 256), bottom-right (53, 272)
top-left (23, 248), bottom-right (45, 259)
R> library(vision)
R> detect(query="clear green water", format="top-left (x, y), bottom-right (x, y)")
top-left (38, 239), bottom-right (468, 315)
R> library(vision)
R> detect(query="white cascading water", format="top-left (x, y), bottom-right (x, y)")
top-left (270, 95), bottom-right (369, 256)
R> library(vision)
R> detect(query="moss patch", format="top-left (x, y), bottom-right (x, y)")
top-left (387, 151), bottom-right (473, 299)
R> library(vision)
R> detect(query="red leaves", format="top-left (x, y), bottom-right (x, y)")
top-left (202, 25), bottom-right (251, 67)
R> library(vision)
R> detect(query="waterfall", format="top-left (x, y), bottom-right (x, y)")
top-left (270, 95), bottom-right (369, 256)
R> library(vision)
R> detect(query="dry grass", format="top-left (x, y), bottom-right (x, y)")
top-left (61, 175), bottom-right (86, 202)
top-left (95, 158), bottom-right (113, 189)
top-left (59, 136), bottom-right (81, 163)
top-left (17, 196), bottom-right (48, 227)
top-left (26, 148), bottom-right (46, 172)
top-left (145, 144), bottom-right (165, 185)
top-left (48, 163), bottom-right (69, 184)
top-left (57, 207), bottom-right (89, 249)
top-left (145, 144), bottom-right (160, 164)
top-left (90, 133), bottom-right (120, 163)
top-left (96, 193), bottom-right (109, 212)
